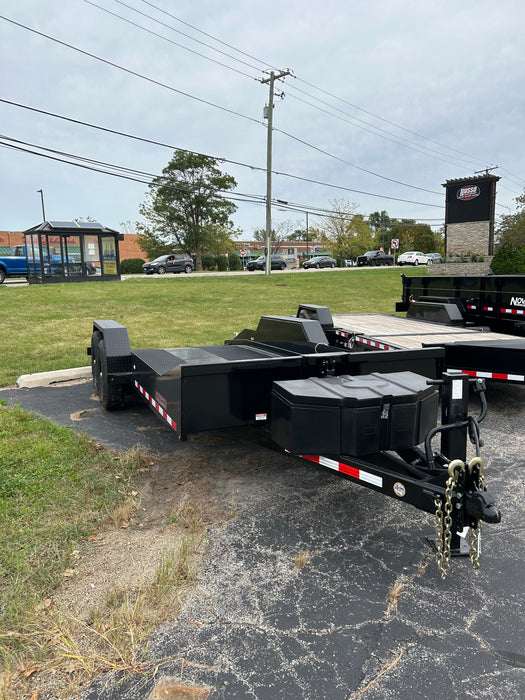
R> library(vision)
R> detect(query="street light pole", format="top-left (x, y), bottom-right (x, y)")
top-left (37, 189), bottom-right (46, 222)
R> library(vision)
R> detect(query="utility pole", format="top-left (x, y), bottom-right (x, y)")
top-left (261, 69), bottom-right (292, 275)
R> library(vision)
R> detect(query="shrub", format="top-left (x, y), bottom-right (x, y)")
top-left (216, 255), bottom-right (228, 271)
top-left (228, 253), bottom-right (242, 271)
top-left (201, 254), bottom-right (216, 270)
top-left (121, 258), bottom-right (145, 274)
top-left (491, 245), bottom-right (525, 274)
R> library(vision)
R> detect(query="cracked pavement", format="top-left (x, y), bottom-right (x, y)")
top-left (2, 380), bottom-right (524, 699)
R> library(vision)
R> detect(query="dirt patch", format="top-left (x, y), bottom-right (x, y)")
top-left (23, 431), bottom-right (266, 699)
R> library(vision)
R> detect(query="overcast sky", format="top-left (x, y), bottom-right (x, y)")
top-left (1, 0), bottom-right (524, 238)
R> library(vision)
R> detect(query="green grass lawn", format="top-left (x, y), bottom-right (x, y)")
top-left (0, 268), bottom-right (425, 386)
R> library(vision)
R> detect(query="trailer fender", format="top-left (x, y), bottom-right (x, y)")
top-left (88, 320), bottom-right (133, 410)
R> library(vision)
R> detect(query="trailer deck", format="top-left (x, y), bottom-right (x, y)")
top-left (331, 313), bottom-right (525, 382)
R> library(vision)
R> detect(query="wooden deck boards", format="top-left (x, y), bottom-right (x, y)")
top-left (331, 314), bottom-right (514, 350)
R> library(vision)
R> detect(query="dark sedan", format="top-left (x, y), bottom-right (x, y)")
top-left (303, 256), bottom-right (337, 269)
top-left (143, 254), bottom-right (194, 275)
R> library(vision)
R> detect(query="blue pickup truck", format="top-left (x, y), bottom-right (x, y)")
top-left (0, 245), bottom-right (30, 283)
top-left (0, 245), bottom-right (96, 283)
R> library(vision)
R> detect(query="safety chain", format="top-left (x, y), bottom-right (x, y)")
top-left (468, 457), bottom-right (485, 570)
top-left (434, 459), bottom-right (464, 579)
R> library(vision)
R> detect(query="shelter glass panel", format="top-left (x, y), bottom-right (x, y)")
top-left (82, 235), bottom-right (102, 276)
top-left (101, 236), bottom-right (118, 275)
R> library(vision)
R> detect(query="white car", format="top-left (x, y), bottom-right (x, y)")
top-left (397, 251), bottom-right (428, 266)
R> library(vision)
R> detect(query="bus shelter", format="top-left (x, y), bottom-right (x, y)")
top-left (23, 221), bottom-right (122, 283)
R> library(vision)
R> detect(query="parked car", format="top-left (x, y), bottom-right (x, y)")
top-left (303, 255), bottom-right (337, 269)
top-left (247, 254), bottom-right (287, 271)
top-left (143, 254), bottom-right (194, 275)
top-left (426, 253), bottom-right (443, 264)
top-left (356, 250), bottom-right (394, 266)
top-left (397, 251), bottom-right (429, 266)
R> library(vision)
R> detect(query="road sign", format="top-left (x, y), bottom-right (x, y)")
top-left (240, 249), bottom-right (247, 257)
top-left (391, 239), bottom-right (399, 249)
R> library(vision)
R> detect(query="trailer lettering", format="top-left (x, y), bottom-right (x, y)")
top-left (510, 297), bottom-right (525, 307)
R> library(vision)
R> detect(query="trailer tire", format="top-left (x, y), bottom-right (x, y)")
top-left (0, 268), bottom-right (5, 284)
top-left (97, 339), bottom-right (125, 411)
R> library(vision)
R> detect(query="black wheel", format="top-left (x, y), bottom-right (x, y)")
top-left (331, 263), bottom-right (336, 268)
top-left (280, 263), bottom-right (286, 270)
top-left (184, 264), bottom-right (192, 274)
top-left (0, 268), bottom-right (6, 284)
top-left (90, 330), bottom-right (102, 395)
top-left (315, 263), bottom-right (320, 269)
top-left (97, 339), bottom-right (125, 411)
top-left (414, 260), bottom-right (419, 266)
top-left (158, 266), bottom-right (166, 274)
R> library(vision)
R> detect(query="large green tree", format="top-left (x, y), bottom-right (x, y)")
top-left (325, 199), bottom-right (375, 262)
top-left (497, 190), bottom-right (525, 247)
top-left (138, 151), bottom-right (238, 270)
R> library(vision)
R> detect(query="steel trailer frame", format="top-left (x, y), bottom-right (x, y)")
top-left (88, 303), bottom-right (502, 577)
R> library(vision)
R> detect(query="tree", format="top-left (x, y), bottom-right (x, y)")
top-left (496, 190), bottom-right (525, 248)
top-left (325, 199), bottom-right (375, 263)
top-left (139, 151), bottom-right (237, 270)
top-left (252, 220), bottom-right (295, 252)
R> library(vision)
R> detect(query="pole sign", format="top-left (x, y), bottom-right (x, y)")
top-left (391, 239), bottom-right (399, 249)
top-left (240, 249), bottom-right (247, 257)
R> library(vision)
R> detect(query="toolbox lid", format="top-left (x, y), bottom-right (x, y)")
top-left (273, 371), bottom-right (435, 407)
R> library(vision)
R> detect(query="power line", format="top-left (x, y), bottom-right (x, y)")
top-left (0, 134), bottom-right (444, 218)
top-left (0, 15), bottom-right (263, 127)
top-left (78, 2), bottom-right (482, 186)
top-left (0, 98), bottom-right (444, 208)
top-left (82, 0), bottom-right (258, 80)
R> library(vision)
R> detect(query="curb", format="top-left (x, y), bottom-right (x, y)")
top-left (16, 366), bottom-right (92, 388)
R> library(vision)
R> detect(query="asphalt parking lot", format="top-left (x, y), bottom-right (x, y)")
top-left (1, 377), bottom-right (524, 699)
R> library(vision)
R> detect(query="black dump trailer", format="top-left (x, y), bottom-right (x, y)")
top-left (397, 273), bottom-right (525, 335)
top-left (89, 304), bottom-right (501, 578)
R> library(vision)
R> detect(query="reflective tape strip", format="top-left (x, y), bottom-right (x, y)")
top-left (301, 454), bottom-right (383, 488)
top-left (501, 307), bottom-right (525, 315)
top-left (467, 304), bottom-right (477, 310)
top-left (355, 335), bottom-right (397, 352)
top-left (335, 330), bottom-right (349, 338)
top-left (482, 306), bottom-right (494, 312)
top-left (460, 370), bottom-right (525, 383)
top-left (134, 380), bottom-right (177, 430)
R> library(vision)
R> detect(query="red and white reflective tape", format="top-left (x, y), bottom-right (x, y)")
top-left (482, 306), bottom-right (494, 312)
top-left (335, 329), bottom-right (349, 339)
top-left (460, 369), bottom-right (525, 383)
top-left (500, 307), bottom-right (525, 316)
top-left (134, 380), bottom-right (177, 430)
top-left (355, 335), bottom-right (396, 352)
top-left (467, 304), bottom-right (477, 310)
top-left (300, 454), bottom-right (383, 488)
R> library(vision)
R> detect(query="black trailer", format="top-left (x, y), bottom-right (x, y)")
top-left (393, 274), bottom-right (525, 383)
top-left (89, 304), bottom-right (502, 578)
top-left (397, 273), bottom-right (525, 335)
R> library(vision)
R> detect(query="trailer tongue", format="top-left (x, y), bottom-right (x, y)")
top-left (88, 304), bottom-right (501, 578)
